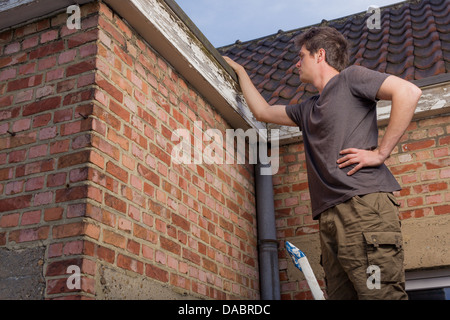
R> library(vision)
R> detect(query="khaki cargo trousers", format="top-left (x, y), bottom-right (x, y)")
top-left (319, 192), bottom-right (408, 300)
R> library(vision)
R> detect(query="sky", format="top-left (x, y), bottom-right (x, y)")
top-left (175, 0), bottom-right (406, 48)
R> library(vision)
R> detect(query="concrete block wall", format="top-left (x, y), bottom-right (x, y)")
top-left (0, 2), bottom-right (259, 300)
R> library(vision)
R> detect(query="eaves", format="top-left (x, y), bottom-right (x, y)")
top-left (0, 0), bottom-right (263, 134)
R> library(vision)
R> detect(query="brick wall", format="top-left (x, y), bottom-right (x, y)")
top-left (276, 114), bottom-right (450, 299)
top-left (0, 2), bottom-right (258, 300)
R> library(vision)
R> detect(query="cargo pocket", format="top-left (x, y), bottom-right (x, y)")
top-left (386, 193), bottom-right (400, 207)
top-left (363, 231), bottom-right (404, 283)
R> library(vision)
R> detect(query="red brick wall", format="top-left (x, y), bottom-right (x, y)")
top-left (0, 2), bottom-right (258, 300)
top-left (0, 2), bottom-right (100, 299)
top-left (276, 115), bottom-right (450, 299)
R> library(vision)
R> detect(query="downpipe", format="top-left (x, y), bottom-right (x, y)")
top-left (254, 160), bottom-right (281, 300)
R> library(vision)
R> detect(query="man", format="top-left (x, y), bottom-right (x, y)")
top-left (223, 27), bottom-right (422, 300)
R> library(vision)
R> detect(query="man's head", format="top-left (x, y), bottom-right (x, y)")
top-left (294, 27), bottom-right (349, 73)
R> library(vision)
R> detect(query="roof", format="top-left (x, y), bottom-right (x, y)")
top-left (218, 0), bottom-right (450, 106)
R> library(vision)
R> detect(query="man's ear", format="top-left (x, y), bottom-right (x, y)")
top-left (317, 48), bottom-right (326, 63)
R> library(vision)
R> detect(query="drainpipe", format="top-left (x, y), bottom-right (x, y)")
top-left (255, 159), bottom-right (281, 300)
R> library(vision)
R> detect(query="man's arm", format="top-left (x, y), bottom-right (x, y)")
top-left (223, 56), bottom-right (296, 127)
top-left (337, 75), bottom-right (422, 176)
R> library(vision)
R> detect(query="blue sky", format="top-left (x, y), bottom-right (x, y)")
top-left (175, 0), bottom-right (406, 47)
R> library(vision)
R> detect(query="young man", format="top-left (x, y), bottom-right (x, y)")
top-left (223, 27), bottom-right (422, 300)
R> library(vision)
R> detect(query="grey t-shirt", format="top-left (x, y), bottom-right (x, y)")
top-left (286, 65), bottom-right (401, 219)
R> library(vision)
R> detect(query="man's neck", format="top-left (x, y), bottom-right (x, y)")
top-left (315, 68), bottom-right (340, 94)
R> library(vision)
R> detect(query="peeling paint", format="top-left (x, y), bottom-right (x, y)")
top-left (129, 0), bottom-right (265, 134)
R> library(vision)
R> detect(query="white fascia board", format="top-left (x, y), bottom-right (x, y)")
top-left (104, 0), bottom-right (265, 135)
top-left (0, 0), bottom-right (93, 30)
top-left (1, 0), bottom-right (264, 135)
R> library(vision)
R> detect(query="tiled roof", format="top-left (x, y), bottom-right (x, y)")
top-left (218, 0), bottom-right (450, 106)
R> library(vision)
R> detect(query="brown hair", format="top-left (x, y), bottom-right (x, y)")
top-left (294, 27), bottom-right (349, 72)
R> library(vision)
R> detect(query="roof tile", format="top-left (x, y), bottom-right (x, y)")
top-left (219, 0), bottom-right (450, 106)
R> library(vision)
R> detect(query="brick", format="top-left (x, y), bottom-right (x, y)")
top-left (0, 52), bottom-right (27, 68)
top-left (9, 131), bottom-right (37, 149)
top-left (182, 248), bottom-right (201, 265)
top-left (67, 29), bottom-right (98, 49)
top-left (29, 144), bottom-right (48, 158)
top-left (23, 96), bottom-right (61, 116)
top-left (390, 163), bottom-right (423, 175)
top-left (69, 167), bottom-right (89, 183)
top-left (33, 191), bottom-right (53, 206)
top-left (58, 150), bottom-right (90, 169)
top-left (53, 222), bottom-right (84, 239)
top-left (44, 207), bottom-right (64, 221)
top-left (402, 139), bottom-right (436, 152)
top-left (21, 210), bottom-right (41, 225)
top-left (434, 205), bottom-right (450, 216)
top-left (137, 164), bottom-right (160, 187)
top-left (108, 129), bottom-right (129, 151)
top-left (98, 15), bottom-right (126, 46)
top-left (50, 140), bottom-right (70, 155)
top-left (66, 59), bottom-right (96, 77)
top-left (117, 254), bottom-right (143, 274)
top-left (0, 167), bottom-right (13, 181)
top-left (170, 274), bottom-right (190, 291)
top-left (7, 74), bottom-right (43, 92)
top-left (63, 240), bottom-right (84, 255)
top-left (0, 213), bottom-right (20, 228)
top-left (5, 180), bottom-right (24, 195)
top-left (91, 135), bottom-right (120, 161)
top-left (0, 68), bottom-right (17, 81)
top-left (145, 264), bottom-right (169, 283)
top-left (63, 88), bottom-right (95, 106)
top-left (29, 40), bottom-right (64, 59)
top-left (8, 149), bottom-right (27, 163)
top-left (104, 193), bottom-right (127, 213)
top-left (109, 99), bottom-right (130, 122)
top-left (25, 176), bottom-right (45, 191)
top-left (439, 135), bottom-right (450, 146)
top-left (46, 68), bottom-right (64, 81)
top-left (114, 45), bottom-right (132, 66)
top-left (46, 258), bottom-right (82, 278)
top-left (48, 243), bottom-right (63, 258)
top-left (97, 245), bottom-right (115, 263)
top-left (0, 30), bottom-right (13, 43)
top-left (127, 239), bottom-right (140, 255)
top-left (0, 95), bottom-right (13, 108)
top-left (96, 75), bottom-right (123, 103)
top-left (9, 226), bottom-right (49, 243)
top-left (425, 158), bottom-right (450, 170)
top-left (38, 56), bottom-right (57, 71)
top-left (40, 29), bottom-right (58, 43)
top-left (46, 278), bottom-right (80, 295)
top-left (0, 195), bottom-right (32, 212)
top-left (55, 185), bottom-right (88, 203)
top-left (133, 224), bottom-right (157, 244)
top-left (160, 236), bottom-right (181, 255)
top-left (103, 229), bottom-right (126, 249)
